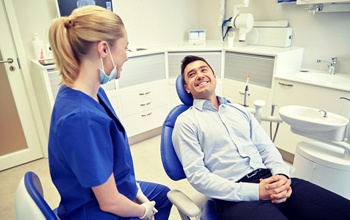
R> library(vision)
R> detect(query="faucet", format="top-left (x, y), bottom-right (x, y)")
top-left (319, 109), bottom-right (327, 118)
top-left (316, 57), bottom-right (337, 75)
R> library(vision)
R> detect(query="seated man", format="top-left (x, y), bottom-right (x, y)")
top-left (172, 55), bottom-right (350, 220)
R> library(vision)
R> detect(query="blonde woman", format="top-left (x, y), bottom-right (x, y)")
top-left (48, 6), bottom-right (171, 219)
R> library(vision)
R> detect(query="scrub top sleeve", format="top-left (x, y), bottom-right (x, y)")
top-left (57, 112), bottom-right (114, 188)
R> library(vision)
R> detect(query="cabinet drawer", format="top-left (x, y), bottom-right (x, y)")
top-left (120, 96), bottom-right (167, 117)
top-left (122, 105), bottom-right (168, 136)
top-left (119, 80), bottom-right (167, 106)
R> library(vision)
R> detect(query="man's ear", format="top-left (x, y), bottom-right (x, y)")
top-left (184, 84), bottom-right (190, 94)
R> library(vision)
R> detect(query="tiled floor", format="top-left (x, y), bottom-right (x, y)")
top-left (0, 135), bottom-right (195, 220)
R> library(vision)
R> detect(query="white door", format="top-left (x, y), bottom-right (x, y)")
top-left (0, 0), bottom-right (44, 170)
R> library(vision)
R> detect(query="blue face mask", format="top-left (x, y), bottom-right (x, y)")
top-left (99, 45), bottom-right (117, 84)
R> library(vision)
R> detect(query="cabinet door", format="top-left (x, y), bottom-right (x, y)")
top-left (118, 53), bottom-right (166, 88)
top-left (168, 51), bottom-right (222, 79)
top-left (222, 79), bottom-right (271, 133)
top-left (273, 79), bottom-right (350, 154)
top-left (223, 79), bottom-right (271, 108)
top-left (224, 52), bottom-right (274, 89)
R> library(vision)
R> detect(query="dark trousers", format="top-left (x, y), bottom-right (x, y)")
top-left (138, 181), bottom-right (172, 220)
top-left (215, 169), bottom-right (350, 220)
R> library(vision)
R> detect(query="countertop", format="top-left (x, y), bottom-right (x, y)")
top-left (275, 69), bottom-right (350, 92)
top-left (126, 40), bottom-right (304, 57)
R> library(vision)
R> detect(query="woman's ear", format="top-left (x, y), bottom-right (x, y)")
top-left (97, 41), bottom-right (108, 58)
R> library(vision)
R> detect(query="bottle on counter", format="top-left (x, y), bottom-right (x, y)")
top-left (32, 33), bottom-right (46, 63)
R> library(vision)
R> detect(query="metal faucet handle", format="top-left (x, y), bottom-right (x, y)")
top-left (331, 57), bottom-right (337, 65)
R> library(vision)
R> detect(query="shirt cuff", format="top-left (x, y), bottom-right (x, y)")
top-left (239, 182), bottom-right (259, 201)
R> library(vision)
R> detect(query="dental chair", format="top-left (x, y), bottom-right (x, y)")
top-left (160, 75), bottom-right (217, 220)
top-left (14, 171), bottom-right (59, 220)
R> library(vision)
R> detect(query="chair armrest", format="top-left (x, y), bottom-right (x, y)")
top-left (167, 189), bottom-right (201, 217)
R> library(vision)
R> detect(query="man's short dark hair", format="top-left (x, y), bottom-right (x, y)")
top-left (180, 55), bottom-right (215, 84)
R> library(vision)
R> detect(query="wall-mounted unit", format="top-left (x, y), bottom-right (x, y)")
top-left (297, 0), bottom-right (350, 4)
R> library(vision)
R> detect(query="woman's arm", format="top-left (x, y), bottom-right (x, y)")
top-left (92, 174), bottom-right (155, 218)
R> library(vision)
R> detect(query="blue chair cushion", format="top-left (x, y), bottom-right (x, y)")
top-left (175, 74), bottom-right (193, 106)
top-left (25, 171), bottom-right (58, 220)
top-left (160, 104), bottom-right (190, 181)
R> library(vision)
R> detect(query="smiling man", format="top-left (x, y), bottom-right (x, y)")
top-left (172, 55), bottom-right (350, 220)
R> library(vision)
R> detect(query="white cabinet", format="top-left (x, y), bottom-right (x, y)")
top-left (119, 80), bottom-right (168, 136)
top-left (118, 53), bottom-right (168, 137)
top-left (222, 79), bottom-right (271, 115)
top-left (293, 141), bottom-right (350, 199)
top-left (31, 61), bottom-right (60, 144)
top-left (297, 0), bottom-right (350, 4)
top-left (223, 52), bottom-right (276, 133)
top-left (273, 78), bottom-right (350, 154)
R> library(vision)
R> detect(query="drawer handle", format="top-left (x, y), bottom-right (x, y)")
top-left (141, 112), bottom-right (152, 117)
top-left (139, 91), bottom-right (151, 96)
top-left (239, 91), bottom-right (250, 96)
top-left (340, 97), bottom-right (350, 102)
top-left (140, 102), bottom-right (152, 106)
top-left (278, 82), bottom-right (293, 87)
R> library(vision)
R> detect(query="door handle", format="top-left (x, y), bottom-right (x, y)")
top-left (0, 58), bottom-right (14, 64)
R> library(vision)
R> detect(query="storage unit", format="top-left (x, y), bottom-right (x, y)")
top-left (223, 52), bottom-right (274, 113)
top-left (273, 78), bottom-right (350, 154)
top-left (118, 53), bottom-right (168, 137)
top-left (31, 61), bottom-right (60, 153)
top-left (293, 141), bottom-right (350, 199)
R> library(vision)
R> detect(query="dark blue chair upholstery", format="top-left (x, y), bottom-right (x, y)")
top-left (15, 171), bottom-right (59, 220)
top-left (160, 75), bottom-right (217, 220)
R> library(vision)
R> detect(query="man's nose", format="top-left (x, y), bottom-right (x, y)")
top-left (196, 71), bottom-right (205, 78)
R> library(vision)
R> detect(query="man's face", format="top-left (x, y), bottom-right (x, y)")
top-left (183, 60), bottom-right (217, 100)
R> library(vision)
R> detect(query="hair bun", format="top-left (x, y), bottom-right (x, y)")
top-left (64, 18), bottom-right (74, 29)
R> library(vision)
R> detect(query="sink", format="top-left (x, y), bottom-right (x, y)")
top-left (279, 105), bottom-right (349, 132)
top-left (296, 71), bottom-right (350, 84)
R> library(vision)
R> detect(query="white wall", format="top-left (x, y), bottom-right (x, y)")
top-left (114, 0), bottom-right (199, 48)
top-left (11, 0), bottom-right (350, 74)
top-left (11, 0), bottom-right (199, 68)
top-left (198, 0), bottom-right (350, 74)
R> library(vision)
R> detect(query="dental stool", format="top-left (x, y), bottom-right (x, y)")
top-left (160, 75), bottom-right (217, 220)
top-left (15, 171), bottom-right (59, 220)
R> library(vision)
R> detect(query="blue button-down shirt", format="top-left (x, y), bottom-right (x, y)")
top-left (172, 96), bottom-right (289, 201)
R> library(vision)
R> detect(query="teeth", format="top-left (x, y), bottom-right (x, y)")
top-left (198, 81), bottom-right (208, 86)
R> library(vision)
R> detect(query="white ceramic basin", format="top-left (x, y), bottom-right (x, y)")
top-left (296, 71), bottom-right (350, 84)
top-left (279, 105), bottom-right (349, 132)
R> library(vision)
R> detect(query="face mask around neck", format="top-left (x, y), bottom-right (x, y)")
top-left (99, 45), bottom-right (117, 85)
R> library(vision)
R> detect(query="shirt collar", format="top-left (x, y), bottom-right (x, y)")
top-left (193, 96), bottom-right (229, 111)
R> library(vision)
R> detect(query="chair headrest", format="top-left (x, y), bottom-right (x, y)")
top-left (176, 75), bottom-right (193, 106)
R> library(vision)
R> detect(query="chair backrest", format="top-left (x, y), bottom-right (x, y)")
top-left (160, 75), bottom-right (193, 181)
top-left (15, 171), bottom-right (58, 220)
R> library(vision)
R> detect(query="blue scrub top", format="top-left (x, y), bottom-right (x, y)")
top-left (48, 86), bottom-right (138, 219)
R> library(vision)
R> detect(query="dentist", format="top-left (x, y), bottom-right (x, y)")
top-left (48, 6), bottom-right (171, 220)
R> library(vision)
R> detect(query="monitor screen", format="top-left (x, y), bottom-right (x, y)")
top-left (56, 0), bottom-right (113, 17)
